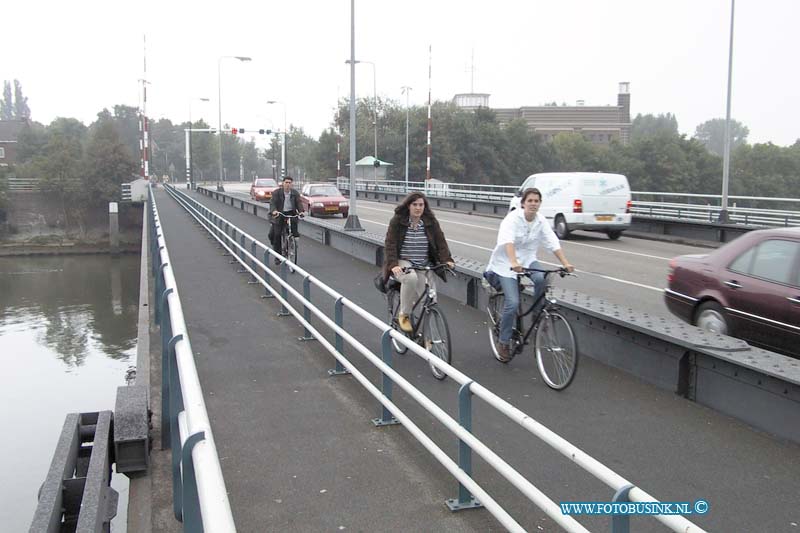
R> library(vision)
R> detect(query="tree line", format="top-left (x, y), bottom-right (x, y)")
top-left (3, 81), bottom-right (799, 227)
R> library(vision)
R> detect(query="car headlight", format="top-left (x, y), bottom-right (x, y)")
top-left (339, 201), bottom-right (349, 207)
top-left (257, 191), bottom-right (265, 196)
top-left (312, 202), bottom-right (324, 208)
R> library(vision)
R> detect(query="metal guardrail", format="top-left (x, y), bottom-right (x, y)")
top-left (29, 412), bottom-right (118, 532)
top-left (337, 178), bottom-right (800, 227)
top-left (148, 185), bottom-right (236, 532)
top-left (8, 176), bottom-right (40, 192)
top-left (168, 184), bottom-right (707, 533)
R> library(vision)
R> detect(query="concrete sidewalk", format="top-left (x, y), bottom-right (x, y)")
top-left (153, 189), bottom-right (499, 532)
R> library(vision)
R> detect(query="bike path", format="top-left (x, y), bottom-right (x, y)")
top-left (158, 188), bottom-right (800, 532)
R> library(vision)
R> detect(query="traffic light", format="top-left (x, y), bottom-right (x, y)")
top-left (231, 128), bottom-right (238, 135)
top-left (240, 128), bottom-right (245, 134)
top-left (259, 129), bottom-right (265, 134)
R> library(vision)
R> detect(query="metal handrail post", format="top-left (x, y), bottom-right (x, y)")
top-left (328, 298), bottom-right (350, 376)
top-left (447, 381), bottom-right (482, 511)
top-left (248, 241), bottom-right (258, 283)
top-left (372, 331), bottom-right (400, 426)
top-left (261, 250), bottom-right (275, 299)
top-left (611, 484), bottom-right (635, 533)
top-left (181, 431), bottom-right (207, 529)
top-left (277, 263), bottom-right (290, 316)
top-left (159, 288), bottom-right (175, 447)
top-left (299, 277), bottom-right (315, 341)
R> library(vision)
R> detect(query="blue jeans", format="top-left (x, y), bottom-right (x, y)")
top-left (486, 261), bottom-right (546, 345)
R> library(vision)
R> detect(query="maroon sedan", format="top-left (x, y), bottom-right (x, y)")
top-left (300, 183), bottom-right (349, 217)
top-left (250, 178), bottom-right (278, 202)
top-left (665, 227), bottom-right (800, 357)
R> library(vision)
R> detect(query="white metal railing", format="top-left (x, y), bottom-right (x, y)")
top-left (338, 177), bottom-right (800, 227)
top-left (165, 183), bottom-right (708, 533)
top-left (149, 186), bottom-right (236, 531)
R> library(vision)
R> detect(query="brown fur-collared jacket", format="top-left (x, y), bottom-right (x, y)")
top-left (382, 213), bottom-right (453, 283)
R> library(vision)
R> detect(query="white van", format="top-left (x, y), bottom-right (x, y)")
top-left (509, 172), bottom-right (632, 240)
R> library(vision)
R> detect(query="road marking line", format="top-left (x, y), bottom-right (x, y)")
top-left (359, 217), bottom-right (665, 292)
top-left (360, 202), bottom-right (671, 261)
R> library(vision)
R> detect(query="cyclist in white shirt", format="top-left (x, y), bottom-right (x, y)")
top-left (484, 188), bottom-right (575, 362)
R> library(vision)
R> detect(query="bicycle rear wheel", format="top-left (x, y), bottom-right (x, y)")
top-left (386, 289), bottom-right (408, 354)
top-left (487, 294), bottom-right (510, 363)
top-left (535, 311), bottom-right (578, 390)
top-left (424, 305), bottom-right (451, 380)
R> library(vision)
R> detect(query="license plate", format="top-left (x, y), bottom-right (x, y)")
top-left (325, 207), bottom-right (338, 212)
top-left (595, 215), bottom-right (613, 221)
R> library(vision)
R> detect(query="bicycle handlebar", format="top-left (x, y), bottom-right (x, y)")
top-left (510, 266), bottom-right (577, 278)
top-left (401, 263), bottom-right (456, 275)
top-left (273, 211), bottom-right (304, 218)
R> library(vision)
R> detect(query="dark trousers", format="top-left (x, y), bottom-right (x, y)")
top-left (270, 210), bottom-right (299, 252)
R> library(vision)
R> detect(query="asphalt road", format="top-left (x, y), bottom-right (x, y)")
top-left (162, 186), bottom-right (800, 533)
top-left (225, 184), bottom-right (708, 319)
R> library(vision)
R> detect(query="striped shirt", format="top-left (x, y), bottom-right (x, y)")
top-left (400, 218), bottom-right (430, 267)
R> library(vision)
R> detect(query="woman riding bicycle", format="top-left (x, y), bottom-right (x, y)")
top-left (484, 188), bottom-right (575, 362)
top-left (383, 192), bottom-right (454, 333)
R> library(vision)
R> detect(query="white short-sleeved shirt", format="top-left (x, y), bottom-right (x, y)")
top-left (487, 209), bottom-right (561, 278)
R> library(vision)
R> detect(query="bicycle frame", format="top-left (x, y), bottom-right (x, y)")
top-left (390, 264), bottom-right (452, 337)
top-left (510, 271), bottom-right (561, 350)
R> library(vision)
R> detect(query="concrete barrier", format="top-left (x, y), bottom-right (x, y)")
top-left (195, 186), bottom-right (800, 445)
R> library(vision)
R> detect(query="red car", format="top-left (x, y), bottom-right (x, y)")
top-left (665, 227), bottom-right (800, 357)
top-left (300, 183), bottom-right (349, 217)
top-left (250, 178), bottom-right (278, 202)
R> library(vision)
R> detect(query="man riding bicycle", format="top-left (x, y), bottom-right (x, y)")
top-left (484, 188), bottom-right (575, 362)
top-left (269, 175), bottom-right (304, 265)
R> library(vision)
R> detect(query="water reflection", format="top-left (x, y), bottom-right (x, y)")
top-left (0, 254), bottom-right (139, 531)
top-left (0, 255), bottom-right (140, 366)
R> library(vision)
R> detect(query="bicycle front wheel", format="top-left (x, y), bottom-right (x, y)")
top-left (535, 311), bottom-right (578, 390)
top-left (286, 234), bottom-right (298, 272)
top-left (424, 305), bottom-right (451, 380)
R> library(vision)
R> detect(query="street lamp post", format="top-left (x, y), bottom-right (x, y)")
top-left (188, 97), bottom-right (209, 189)
top-left (720, 0), bottom-right (736, 223)
top-left (267, 100), bottom-right (287, 179)
top-left (343, 0), bottom-right (363, 231)
top-left (217, 55), bottom-right (251, 192)
top-left (401, 86), bottom-right (412, 192)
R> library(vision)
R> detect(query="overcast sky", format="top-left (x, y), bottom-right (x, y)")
top-left (3, 0), bottom-right (798, 146)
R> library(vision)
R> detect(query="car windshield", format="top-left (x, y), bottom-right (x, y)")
top-left (255, 179), bottom-right (277, 187)
top-left (308, 186), bottom-right (341, 197)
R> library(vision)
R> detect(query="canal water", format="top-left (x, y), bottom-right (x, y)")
top-left (0, 254), bottom-right (141, 532)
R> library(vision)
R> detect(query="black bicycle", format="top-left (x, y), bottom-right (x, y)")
top-left (386, 264), bottom-right (454, 380)
top-left (486, 267), bottom-right (578, 390)
top-left (273, 212), bottom-right (302, 272)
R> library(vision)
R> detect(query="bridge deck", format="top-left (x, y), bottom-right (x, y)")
top-left (153, 188), bottom-right (799, 532)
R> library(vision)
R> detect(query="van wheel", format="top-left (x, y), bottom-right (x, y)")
top-left (607, 230), bottom-right (623, 240)
top-left (555, 215), bottom-right (570, 240)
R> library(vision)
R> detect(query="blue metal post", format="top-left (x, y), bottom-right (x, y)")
top-left (611, 484), bottom-right (635, 533)
top-left (261, 250), bottom-right (275, 299)
top-left (298, 277), bottom-right (315, 341)
top-left (159, 288), bottom-right (174, 448)
top-left (277, 262), bottom-right (290, 317)
top-left (446, 381), bottom-right (482, 511)
top-left (180, 432), bottom-right (207, 529)
top-left (328, 298), bottom-right (350, 376)
top-left (248, 241), bottom-right (259, 283)
top-left (372, 330), bottom-right (400, 426)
